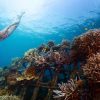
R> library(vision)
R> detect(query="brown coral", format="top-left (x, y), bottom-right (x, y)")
top-left (7, 72), bottom-right (20, 85)
top-left (0, 89), bottom-right (8, 96)
top-left (47, 41), bottom-right (55, 48)
top-left (61, 39), bottom-right (70, 49)
top-left (83, 53), bottom-right (100, 81)
top-left (24, 67), bottom-right (38, 80)
top-left (24, 49), bottom-right (38, 62)
top-left (17, 67), bottom-right (39, 81)
top-left (53, 79), bottom-right (83, 100)
top-left (71, 29), bottom-right (100, 63)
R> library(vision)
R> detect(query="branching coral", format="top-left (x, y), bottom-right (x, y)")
top-left (83, 53), bottom-right (100, 81)
top-left (71, 29), bottom-right (100, 63)
top-left (24, 48), bottom-right (38, 62)
top-left (53, 79), bottom-right (83, 100)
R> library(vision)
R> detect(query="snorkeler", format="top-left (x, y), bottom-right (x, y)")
top-left (0, 12), bottom-right (25, 41)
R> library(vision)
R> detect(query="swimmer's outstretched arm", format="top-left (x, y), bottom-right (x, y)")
top-left (0, 12), bottom-right (25, 40)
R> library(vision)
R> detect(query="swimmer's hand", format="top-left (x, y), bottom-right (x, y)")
top-left (17, 12), bottom-right (25, 19)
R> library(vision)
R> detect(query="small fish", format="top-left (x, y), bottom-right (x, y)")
top-left (84, 28), bottom-right (88, 31)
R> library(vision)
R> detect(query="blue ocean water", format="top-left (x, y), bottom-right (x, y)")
top-left (0, 0), bottom-right (100, 66)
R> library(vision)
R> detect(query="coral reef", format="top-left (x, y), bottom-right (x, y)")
top-left (71, 29), bottom-right (100, 64)
top-left (0, 89), bottom-right (8, 96)
top-left (53, 79), bottom-right (83, 100)
top-left (17, 66), bottom-right (39, 81)
top-left (24, 49), bottom-right (38, 62)
top-left (47, 40), bottom-right (55, 48)
top-left (53, 79), bottom-right (77, 99)
top-left (83, 53), bottom-right (100, 81)
top-left (0, 29), bottom-right (100, 100)
top-left (7, 72), bottom-right (20, 85)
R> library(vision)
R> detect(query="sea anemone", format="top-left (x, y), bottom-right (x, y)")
top-left (83, 53), bottom-right (100, 81)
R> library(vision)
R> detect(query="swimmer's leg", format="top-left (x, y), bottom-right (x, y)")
top-left (1, 12), bottom-right (25, 38)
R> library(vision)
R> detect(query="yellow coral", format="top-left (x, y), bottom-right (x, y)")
top-left (0, 95), bottom-right (20, 100)
top-left (16, 67), bottom-right (39, 82)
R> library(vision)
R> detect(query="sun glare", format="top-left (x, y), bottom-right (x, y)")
top-left (0, 0), bottom-right (46, 17)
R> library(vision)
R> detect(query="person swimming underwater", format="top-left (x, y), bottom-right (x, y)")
top-left (0, 12), bottom-right (25, 41)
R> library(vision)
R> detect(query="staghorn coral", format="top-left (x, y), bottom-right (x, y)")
top-left (53, 79), bottom-right (83, 100)
top-left (83, 53), bottom-right (100, 81)
top-left (71, 29), bottom-right (100, 63)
